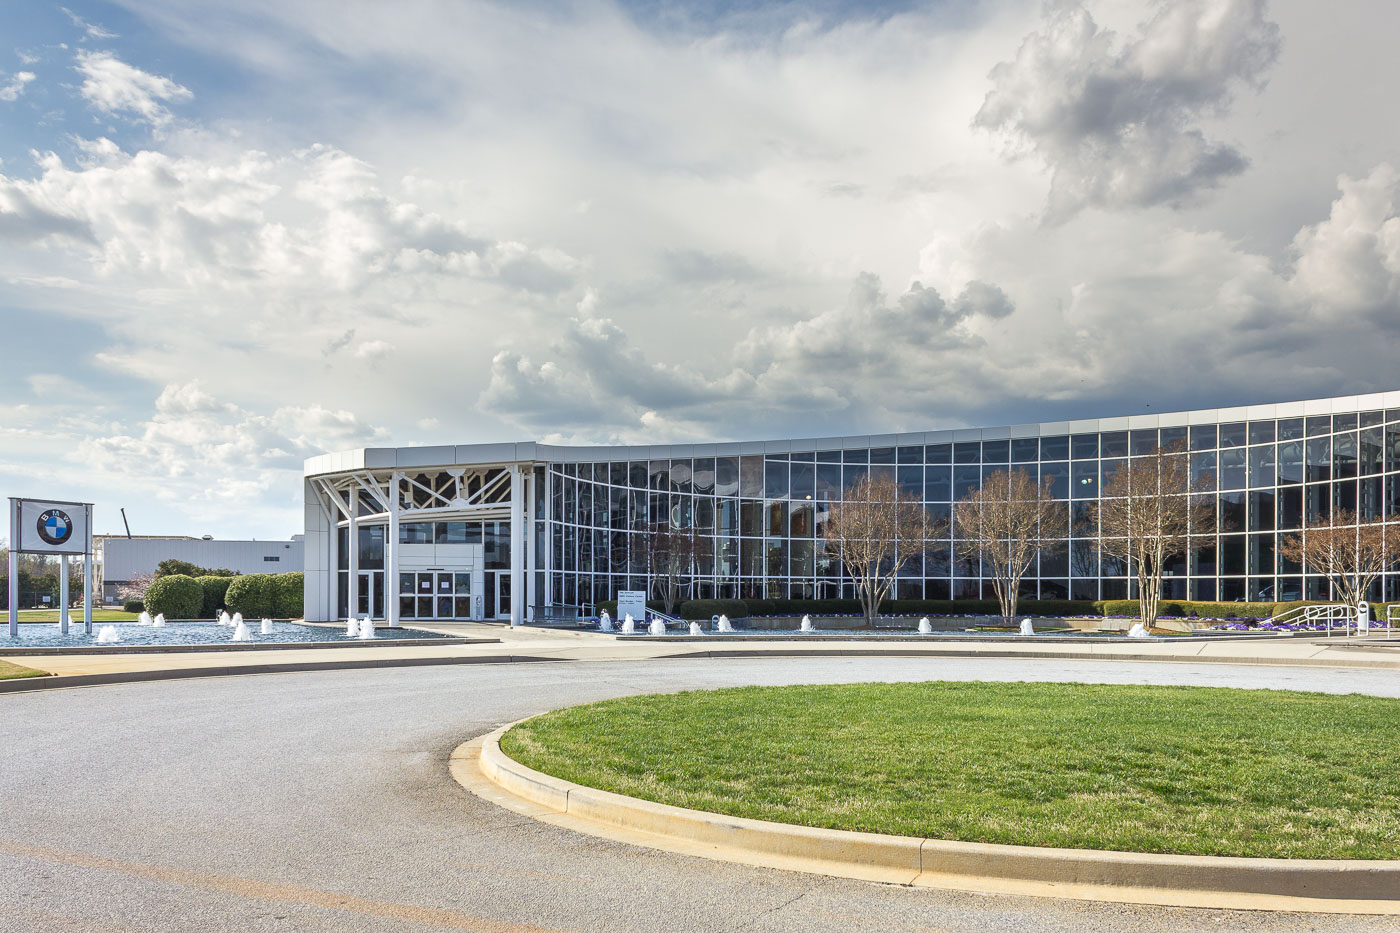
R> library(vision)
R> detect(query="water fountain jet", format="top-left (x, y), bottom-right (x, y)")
top-left (138, 611), bottom-right (153, 626)
top-left (598, 610), bottom-right (614, 632)
top-left (1127, 622), bottom-right (1149, 638)
top-left (648, 617), bottom-right (666, 636)
top-left (688, 621), bottom-right (704, 635)
top-left (358, 616), bottom-right (376, 639)
top-left (717, 614), bottom-right (735, 633)
top-left (799, 615), bottom-right (814, 633)
top-left (621, 613), bottom-right (636, 634)
top-left (232, 621), bottom-right (252, 641)
top-left (152, 613), bottom-right (165, 627)
top-left (96, 625), bottom-right (120, 644)
top-left (918, 617), bottom-right (932, 634)
top-left (260, 618), bottom-right (273, 635)
top-left (1019, 619), bottom-right (1035, 636)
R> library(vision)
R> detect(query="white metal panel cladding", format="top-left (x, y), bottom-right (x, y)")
top-left (101, 537), bottom-right (303, 581)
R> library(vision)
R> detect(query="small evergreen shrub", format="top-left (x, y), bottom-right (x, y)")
top-left (196, 575), bottom-right (234, 617)
top-left (122, 599), bottom-right (144, 614)
top-left (143, 574), bottom-right (204, 619)
top-left (224, 574), bottom-right (277, 618)
top-left (273, 572), bottom-right (305, 618)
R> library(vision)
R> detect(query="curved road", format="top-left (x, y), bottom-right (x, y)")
top-left (2, 656), bottom-right (1396, 932)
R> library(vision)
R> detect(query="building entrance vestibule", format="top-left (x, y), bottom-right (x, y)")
top-left (400, 571), bottom-right (475, 620)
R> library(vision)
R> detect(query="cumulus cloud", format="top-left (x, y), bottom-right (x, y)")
top-left (0, 71), bottom-right (35, 102)
top-left (77, 382), bottom-right (389, 506)
top-left (353, 339), bottom-right (395, 362)
top-left (975, 0), bottom-right (1281, 218)
top-left (479, 272), bottom-right (1018, 441)
top-left (75, 50), bottom-right (192, 126)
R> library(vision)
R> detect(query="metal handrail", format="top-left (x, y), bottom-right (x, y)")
top-left (646, 608), bottom-right (685, 628)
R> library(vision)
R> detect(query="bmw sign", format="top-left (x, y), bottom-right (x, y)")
top-left (37, 508), bottom-right (74, 546)
top-left (11, 498), bottom-right (91, 555)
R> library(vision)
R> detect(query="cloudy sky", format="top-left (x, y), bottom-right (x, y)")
top-left (2, 0), bottom-right (1399, 539)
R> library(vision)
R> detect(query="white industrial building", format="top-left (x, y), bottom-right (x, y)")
top-left (99, 535), bottom-right (304, 602)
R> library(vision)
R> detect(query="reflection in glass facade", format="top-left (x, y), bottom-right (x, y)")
top-left (542, 403), bottom-right (1400, 608)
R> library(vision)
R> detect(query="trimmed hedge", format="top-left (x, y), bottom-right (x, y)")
top-left (273, 572), bottom-right (304, 619)
top-left (122, 599), bottom-right (144, 613)
top-left (224, 574), bottom-right (277, 618)
top-left (143, 574), bottom-right (204, 619)
top-left (196, 575), bottom-right (234, 618)
top-left (590, 594), bottom-right (1399, 623)
top-left (678, 599), bottom-right (752, 620)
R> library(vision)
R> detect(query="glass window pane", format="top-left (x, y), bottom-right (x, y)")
top-left (1159, 426), bottom-right (1187, 448)
top-left (925, 467), bottom-right (951, 501)
top-left (1334, 432), bottom-right (1358, 479)
top-left (1071, 461), bottom-right (1098, 498)
top-left (1219, 423), bottom-right (1246, 447)
top-left (1041, 462), bottom-right (1069, 499)
top-left (1277, 441), bottom-right (1303, 485)
top-left (815, 464), bottom-right (842, 500)
top-left (763, 460), bottom-right (789, 498)
top-left (715, 457), bottom-right (739, 496)
top-left (1011, 438), bottom-right (1039, 462)
top-left (1130, 429), bottom-right (1158, 455)
top-left (1248, 421), bottom-right (1276, 444)
top-left (981, 440), bottom-right (1009, 463)
top-left (1070, 434), bottom-right (1098, 459)
top-left (953, 442), bottom-right (980, 464)
top-left (1100, 431), bottom-right (1128, 457)
top-left (870, 447), bottom-right (895, 464)
top-left (1218, 447), bottom-right (1246, 489)
top-left (1278, 418), bottom-right (1304, 441)
top-left (1190, 425), bottom-right (1217, 451)
top-left (1248, 445), bottom-right (1275, 488)
top-left (1040, 435), bottom-right (1069, 460)
top-left (925, 443), bottom-right (951, 464)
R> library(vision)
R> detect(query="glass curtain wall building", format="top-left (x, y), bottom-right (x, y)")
top-left (302, 391), bottom-right (1400, 623)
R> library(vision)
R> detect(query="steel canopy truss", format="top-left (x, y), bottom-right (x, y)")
top-left (309, 463), bottom-right (531, 626)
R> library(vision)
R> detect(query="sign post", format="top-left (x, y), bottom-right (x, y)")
top-left (7, 498), bottom-right (94, 638)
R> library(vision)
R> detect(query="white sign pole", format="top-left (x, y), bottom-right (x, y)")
top-left (7, 500), bottom-right (17, 638)
top-left (59, 554), bottom-right (70, 634)
top-left (83, 508), bottom-right (93, 635)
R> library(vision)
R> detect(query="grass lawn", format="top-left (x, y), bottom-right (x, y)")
top-left (12, 609), bottom-right (137, 623)
top-left (501, 682), bottom-right (1400, 859)
top-left (0, 660), bottom-right (48, 680)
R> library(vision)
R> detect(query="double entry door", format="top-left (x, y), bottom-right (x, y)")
top-left (400, 571), bottom-right (476, 620)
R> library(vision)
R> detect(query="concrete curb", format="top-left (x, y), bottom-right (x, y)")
top-left (0, 636), bottom-right (494, 657)
top-left (663, 646), bottom-right (1400, 669)
top-left (456, 723), bottom-right (1400, 914)
top-left (0, 654), bottom-right (563, 694)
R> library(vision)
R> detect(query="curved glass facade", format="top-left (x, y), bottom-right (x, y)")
top-left (543, 406), bottom-right (1400, 608)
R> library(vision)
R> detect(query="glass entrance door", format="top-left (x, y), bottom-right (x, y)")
top-left (400, 571), bottom-right (473, 620)
top-left (356, 572), bottom-right (383, 619)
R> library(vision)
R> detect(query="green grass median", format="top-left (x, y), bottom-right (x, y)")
top-left (501, 682), bottom-right (1400, 859)
top-left (0, 660), bottom-right (48, 680)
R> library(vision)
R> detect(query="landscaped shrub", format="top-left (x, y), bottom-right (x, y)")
top-left (678, 598), bottom-right (750, 620)
top-left (273, 572), bottom-right (304, 618)
top-left (195, 575), bottom-right (234, 617)
top-left (224, 574), bottom-right (277, 618)
top-left (122, 599), bottom-right (144, 614)
top-left (143, 574), bottom-right (204, 619)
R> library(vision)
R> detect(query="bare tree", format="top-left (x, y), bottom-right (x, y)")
top-left (1094, 443), bottom-right (1212, 627)
top-left (643, 523), bottom-right (702, 615)
top-left (822, 476), bottom-right (932, 627)
top-left (953, 469), bottom-right (1059, 624)
top-left (1278, 509), bottom-right (1400, 614)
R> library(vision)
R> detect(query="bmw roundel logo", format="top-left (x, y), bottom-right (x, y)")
top-left (37, 508), bottom-right (74, 546)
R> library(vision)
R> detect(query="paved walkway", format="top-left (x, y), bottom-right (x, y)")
top-left (3, 657), bottom-right (1399, 932)
top-left (4, 623), bottom-right (1399, 684)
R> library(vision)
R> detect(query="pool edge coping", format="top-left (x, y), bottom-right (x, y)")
top-left (455, 719), bottom-right (1400, 914)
